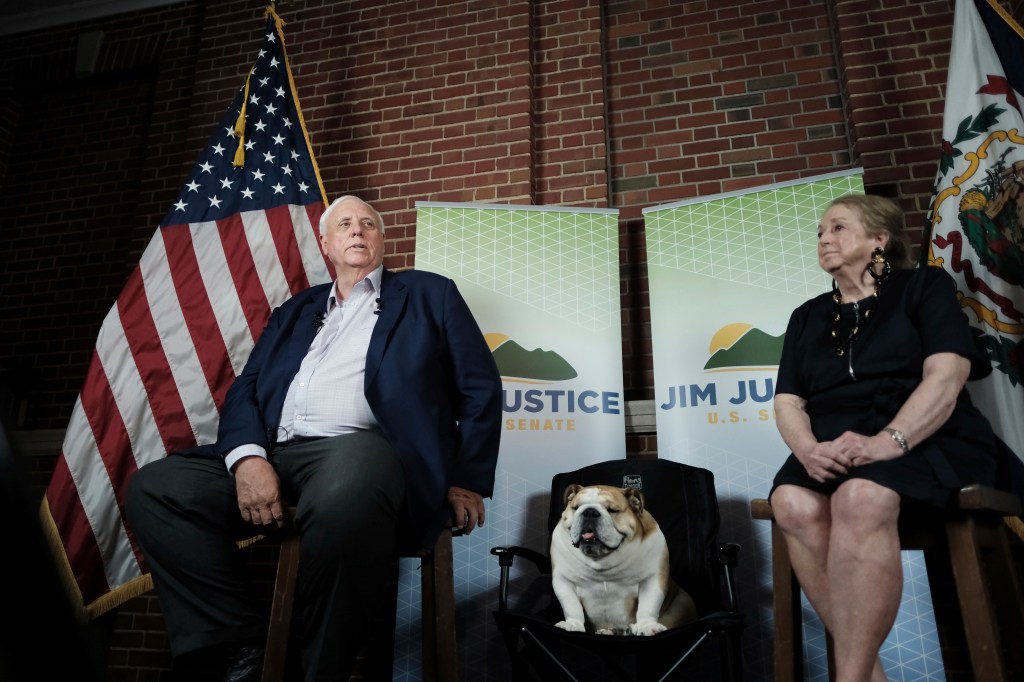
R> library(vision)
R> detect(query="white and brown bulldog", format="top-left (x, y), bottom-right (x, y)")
top-left (550, 484), bottom-right (697, 636)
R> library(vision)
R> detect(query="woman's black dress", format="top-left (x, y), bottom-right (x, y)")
top-left (771, 266), bottom-right (1020, 508)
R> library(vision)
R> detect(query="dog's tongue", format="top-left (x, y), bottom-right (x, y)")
top-left (582, 531), bottom-right (596, 540)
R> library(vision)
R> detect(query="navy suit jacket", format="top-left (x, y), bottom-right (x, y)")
top-left (186, 268), bottom-right (502, 547)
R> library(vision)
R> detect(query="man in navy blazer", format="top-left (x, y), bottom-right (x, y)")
top-left (126, 195), bottom-right (502, 682)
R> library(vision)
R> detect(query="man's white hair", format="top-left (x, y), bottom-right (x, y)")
top-left (318, 195), bottom-right (385, 236)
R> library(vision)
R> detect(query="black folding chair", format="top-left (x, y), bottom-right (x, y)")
top-left (491, 458), bottom-right (745, 681)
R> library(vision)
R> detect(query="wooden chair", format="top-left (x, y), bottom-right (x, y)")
top-left (751, 484), bottom-right (1024, 681)
top-left (261, 514), bottom-right (460, 682)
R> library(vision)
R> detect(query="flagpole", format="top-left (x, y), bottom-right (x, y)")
top-left (267, 3), bottom-right (329, 205)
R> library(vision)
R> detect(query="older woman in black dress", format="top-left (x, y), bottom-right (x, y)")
top-left (769, 194), bottom-right (1020, 682)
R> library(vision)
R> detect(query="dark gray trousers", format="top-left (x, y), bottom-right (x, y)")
top-left (125, 430), bottom-right (406, 681)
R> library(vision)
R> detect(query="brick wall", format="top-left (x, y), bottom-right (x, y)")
top-left (532, 0), bottom-right (609, 208)
top-left (0, 2), bottom-right (204, 429)
top-left (290, 0), bottom-right (538, 267)
top-left (832, 0), bottom-right (962, 238)
top-left (2, 0), bottom-right (1023, 679)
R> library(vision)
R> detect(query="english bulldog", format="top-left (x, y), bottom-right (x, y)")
top-left (550, 484), bottom-right (696, 636)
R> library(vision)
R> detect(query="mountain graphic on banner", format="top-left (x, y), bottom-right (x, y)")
top-left (704, 326), bottom-right (784, 371)
top-left (486, 333), bottom-right (578, 381)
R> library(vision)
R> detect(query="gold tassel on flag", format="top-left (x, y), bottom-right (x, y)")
top-left (232, 73), bottom-right (252, 168)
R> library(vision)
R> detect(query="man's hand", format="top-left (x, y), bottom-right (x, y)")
top-left (233, 456), bottom-right (286, 528)
top-left (448, 486), bottom-right (485, 533)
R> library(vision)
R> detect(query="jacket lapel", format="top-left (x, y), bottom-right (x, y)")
top-left (293, 286), bottom-right (332, 353)
top-left (365, 269), bottom-right (407, 390)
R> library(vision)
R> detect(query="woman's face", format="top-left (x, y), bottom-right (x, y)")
top-left (816, 204), bottom-right (887, 276)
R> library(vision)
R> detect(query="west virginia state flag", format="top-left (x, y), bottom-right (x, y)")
top-left (925, 0), bottom-right (1024, 459)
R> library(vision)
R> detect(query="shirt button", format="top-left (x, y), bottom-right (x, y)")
top-left (296, 415), bottom-right (304, 421)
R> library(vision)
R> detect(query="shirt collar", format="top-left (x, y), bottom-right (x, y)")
top-left (327, 265), bottom-right (383, 311)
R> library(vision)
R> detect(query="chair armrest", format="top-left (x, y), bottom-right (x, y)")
top-left (490, 546), bottom-right (552, 612)
top-left (716, 542), bottom-right (742, 612)
top-left (957, 484), bottom-right (1022, 516)
top-left (490, 545), bottom-right (551, 573)
top-left (750, 498), bottom-right (773, 520)
top-left (717, 542), bottom-right (740, 567)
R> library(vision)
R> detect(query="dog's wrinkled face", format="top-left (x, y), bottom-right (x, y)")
top-left (561, 484), bottom-right (645, 559)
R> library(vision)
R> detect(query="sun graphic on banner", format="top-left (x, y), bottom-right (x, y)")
top-left (484, 332), bottom-right (509, 351)
top-left (709, 323), bottom-right (753, 354)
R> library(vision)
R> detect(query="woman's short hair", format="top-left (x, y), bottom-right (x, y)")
top-left (318, 195), bottom-right (385, 236)
top-left (829, 194), bottom-right (913, 268)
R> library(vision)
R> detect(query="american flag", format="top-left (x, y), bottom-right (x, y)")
top-left (924, 0), bottom-right (1024, 461)
top-left (42, 6), bottom-right (332, 615)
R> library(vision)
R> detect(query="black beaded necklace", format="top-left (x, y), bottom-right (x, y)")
top-left (830, 246), bottom-right (890, 357)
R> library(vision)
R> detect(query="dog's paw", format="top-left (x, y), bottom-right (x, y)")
top-left (555, 618), bottom-right (585, 632)
top-left (630, 620), bottom-right (667, 637)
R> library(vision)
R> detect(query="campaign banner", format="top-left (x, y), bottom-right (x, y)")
top-left (645, 170), bottom-right (952, 682)
top-left (402, 202), bottom-right (625, 680)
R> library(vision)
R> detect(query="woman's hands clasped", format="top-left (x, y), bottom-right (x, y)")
top-left (799, 431), bottom-right (904, 482)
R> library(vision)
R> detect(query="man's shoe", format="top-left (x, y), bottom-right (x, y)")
top-left (222, 645), bottom-right (265, 682)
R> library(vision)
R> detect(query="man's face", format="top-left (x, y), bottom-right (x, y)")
top-left (319, 199), bottom-right (385, 275)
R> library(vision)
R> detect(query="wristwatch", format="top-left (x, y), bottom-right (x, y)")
top-left (883, 427), bottom-right (909, 453)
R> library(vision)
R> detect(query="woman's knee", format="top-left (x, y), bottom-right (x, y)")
top-left (832, 479), bottom-right (900, 530)
top-left (770, 484), bottom-right (829, 533)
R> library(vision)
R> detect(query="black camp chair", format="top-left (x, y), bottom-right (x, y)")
top-left (490, 458), bottom-right (744, 682)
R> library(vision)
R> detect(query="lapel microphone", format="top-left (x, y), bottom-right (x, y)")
top-left (374, 298), bottom-right (383, 315)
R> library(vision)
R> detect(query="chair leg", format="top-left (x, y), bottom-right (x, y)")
top-left (719, 631), bottom-right (744, 682)
top-left (770, 519), bottom-right (803, 682)
top-left (987, 522), bottom-right (1024, 678)
top-left (421, 527), bottom-right (457, 682)
top-left (261, 522), bottom-right (463, 681)
top-left (946, 515), bottom-right (1010, 681)
top-left (923, 542), bottom-right (972, 682)
top-left (263, 532), bottom-right (301, 682)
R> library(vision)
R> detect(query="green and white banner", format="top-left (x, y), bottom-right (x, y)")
top-left (645, 170), bottom-right (952, 682)
top-left (645, 170), bottom-right (862, 467)
top-left (403, 202), bottom-right (624, 681)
